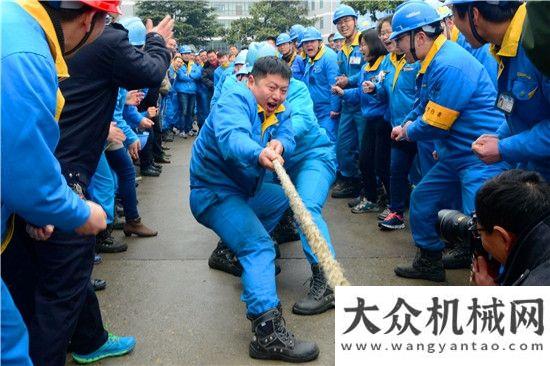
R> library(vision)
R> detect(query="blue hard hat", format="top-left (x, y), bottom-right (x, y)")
top-left (332, 4), bottom-right (357, 25)
top-left (300, 27), bottom-right (323, 43)
top-left (333, 32), bottom-right (345, 41)
top-left (179, 45), bottom-right (192, 54)
top-left (444, 0), bottom-right (522, 5)
top-left (236, 64), bottom-right (251, 76)
top-left (234, 49), bottom-right (248, 65)
top-left (424, 0), bottom-right (452, 19)
top-left (118, 16), bottom-right (146, 46)
top-left (289, 24), bottom-right (306, 42)
top-left (276, 33), bottom-right (292, 46)
top-left (390, 0), bottom-right (442, 40)
top-left (245, 42), bottom-right (278, 66)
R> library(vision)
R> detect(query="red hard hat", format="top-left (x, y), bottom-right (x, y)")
top-left (80, 0), bottom-right (122, 14)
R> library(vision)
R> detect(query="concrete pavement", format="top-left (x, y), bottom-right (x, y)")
top-left (81, 137), bottom-right (469, 366)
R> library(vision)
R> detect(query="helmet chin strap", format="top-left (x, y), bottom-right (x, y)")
top-left (467, 5), bottom-right (487, 45)
top-left (409, 30), bottom-right (419, 62)
top-left (64, 12), bottom-right (99, 57)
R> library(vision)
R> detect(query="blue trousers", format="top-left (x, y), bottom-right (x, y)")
top-left (196, 89), bottom-right (211, 129)
top-left (287, 158), bottom-right (337, 264)
top-left (389, 140), bottom-right (417, 214)
top-left (89, 152), bottom-right (115, 225)
top-left (160, 93), bottom-right (179, 132)
top-left (336, 106), bottom-right (364, 178)
top-left (177, 92), bottom-right (196, 133)
top-left (105, 148), bottom-right (139, 221)
top-left (191, 183), bottom-right (289, 316)
top-left (317, 113), bottom-right (338, 143)
top-left (410, 159), bottom-right (507, 251)
top-left (1, 279), bottom-right (32, 366)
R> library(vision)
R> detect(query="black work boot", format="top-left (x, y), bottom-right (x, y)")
top-left (292, 264), bottom-right (334, 315)
top-left (331, 177), bottom-right (360, 199)
top-left (96, 225), bottom-right (128, 253)
top-left (271, 208), bottom-right (300, 244)
top-left (248, 307), bottom-right (319, 362)
top-left (394, 248), bottom-right (446, 282)
top-left (442, 242), bottom-right (472, 269)
top-left (208, 241), bottom-right (243, 277)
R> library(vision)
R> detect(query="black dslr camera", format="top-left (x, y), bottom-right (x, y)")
top-left (436, 209), bottom-right (485, 255)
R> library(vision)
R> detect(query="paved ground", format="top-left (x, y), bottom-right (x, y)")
top-left (79, 137), bottom-right (468, 366)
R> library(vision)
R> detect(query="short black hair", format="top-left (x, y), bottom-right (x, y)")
top-left (265, 36), bottom-right (277, 43)
top-left (453, 2), bottom-right (522, 22)
top-left (328, 33), bottom-right (335, 41)
top-left (359, 29), bottom-right (388, 60)
top-left (377, 15), bottom-right (393, 36)
top-left (206, 49), bottom-right (216, 55)
top-left (476, 170), bottom-right (550, 235)
top-left (251, 56), bottom-right (291, 82)
top-left (217, 51), bottom-right (228, 58)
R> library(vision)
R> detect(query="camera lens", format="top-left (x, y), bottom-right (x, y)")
top-left (436, 209), bottom-right (473, 245)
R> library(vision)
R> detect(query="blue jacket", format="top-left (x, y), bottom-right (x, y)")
top-left (337, 32), bottom-right (365, 111)
top-left (343, 55), bottom-right (388, 120)
top-left (373, 53), bottom-right (420, 127)
top-left (174, 61), bottom-right (201, 94)
top-left (190, 82), bottom-right (295, 217)
top-left (113, 88), bottom-right (139, 147)
top-left (492, 4), bottom-right (550, 180)
top-left (214, 65), bottom-right (231, 87)
top-left (1, 0), bottom-right (90, 240)
top-left (451, 27), bottom-right (498, 88)
top-left (302, 45), bottom-right (340, 118)
top-left (286, 78), bottom-right (336, 172)
top-left (404, 35), bottom-right (505, 162)
top-left (291, 52), bottom-right (306, 81)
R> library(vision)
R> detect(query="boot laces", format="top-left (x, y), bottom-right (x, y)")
top-left (305, 270), bottom-right (326, 300)
top-left (273, 316), bottom-right (293, 345)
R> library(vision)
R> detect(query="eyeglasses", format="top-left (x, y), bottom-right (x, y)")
top-left (468, 213), bottom-right (486, 239)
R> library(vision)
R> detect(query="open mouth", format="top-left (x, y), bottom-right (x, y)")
top-left (267, 102), bottom-right (278, 111)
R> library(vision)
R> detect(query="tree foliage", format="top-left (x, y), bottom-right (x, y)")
top-left (341, 0), bottom-right (403, 21)
top-left (135, 0), bottom-right (221, 46)
top-left (224, 1), bottom-right (315, 45)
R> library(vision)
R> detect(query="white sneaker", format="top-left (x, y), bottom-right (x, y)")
top-left (188, 130), bottom-right (196, 137)
top-left (172, 127), bottom-right (180, 135)
top-left (178, 132), bottom-right (188, 139)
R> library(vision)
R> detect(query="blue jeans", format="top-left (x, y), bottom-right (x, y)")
top-left (190, 183), bottom-right (289, 316)
top-left (336, 105), bottom-right (364, 178)
top-left (389, 140), bottom-right (417, 214)
top-left (88, 152), bottom-right (115, 225)
top-left (410, 159), bottom-right (507, 251)
top-left (105, 148), bottom-right (139, 221)
top-left (160, 93), bottom-right (179, 132)
top-left (177, 92), bottom-right (196, 133)
top-left (196, 89), bottom-right (211, 128)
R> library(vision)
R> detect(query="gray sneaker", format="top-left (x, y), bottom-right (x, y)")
top-left (377, 207), bottom-right (391, 221)
top-left (351, 197), bottom-right (379, 214)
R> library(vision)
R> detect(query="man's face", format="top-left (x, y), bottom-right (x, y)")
top-left (379, 21), bottom-right (396, 53)
top-left (277, 42), bottom-right (292, 56)
top-left (207, 52), bottom-right (218, 65)
top-left (199, 51), bottom-right (208, 63)
top-left (334, 39), bottom-right (344, 51)
top-left (395, 34), bottom-right (414, 62)
top-left (173, 57), bottom-right (184, 69)
top-left (479, 225), bottom-right (515, 264)
top-left (218, 55), bottom-right (229, 66)
top-left (229, 46), bottom-right (238, 56)
top-left (303, 40), bottom-right (321, 59)
top-left (336, 16), bottom-right (356, 39)
top-left (181, 53), bottom-right (191, 62)
top-left (167, 39), bottom-right (177, 52)
top-left (328, 37), bottom-right (335, 49)
top-left (248, 74), bottom-right (289, 116)
top-left (451, 6), bottom-right (484, 48)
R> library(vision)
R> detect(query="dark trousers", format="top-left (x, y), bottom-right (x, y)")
top-left (177, 92), bottom-right (196, 133)
top-left (151, 114), bottom-right (163, 159)
top-left (359, 116), bottom-right (391, 202)
top-left (389, 140), bottom-right (417, 214)
top-left (138, 131), bottom-right (154, 169)
top-left (1, 217), bottom-right (108, 366)
top-left (106, 148), bottom-right (139, 221)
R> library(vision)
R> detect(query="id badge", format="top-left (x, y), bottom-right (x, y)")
top-left (495, 92), bottom-right (515, 114)
top-left (349, 56), bottom-right (361, 65)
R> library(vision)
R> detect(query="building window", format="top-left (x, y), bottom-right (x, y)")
top-left (319, 17), bottom-right (324, 30)
top-left (236, 4), bottom-right (243, 16)
top-left (319, 0), bottom-right (323, 9)
top-left (311, 1), bottom-right (315, 11)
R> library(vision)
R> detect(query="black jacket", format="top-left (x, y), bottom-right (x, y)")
top-left (56, 23), bottom-right (171, 185)
top-left (501, 215), bottom-right (550, 286)
top-left (200, 61), bottom-right (218, 91)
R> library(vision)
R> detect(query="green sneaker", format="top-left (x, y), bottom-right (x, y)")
top-left (72, 333), bottom-right (136, 364)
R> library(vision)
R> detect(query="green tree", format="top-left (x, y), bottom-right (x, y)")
top-left (341, 0), bottom-right (403, 21)
top-left (135, 0), bottom-right (221, 46)
top-left (224, 1), bottom-right (315, 45)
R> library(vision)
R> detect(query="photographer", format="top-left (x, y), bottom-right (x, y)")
top-left (472, 170), bottom-right (550, 286)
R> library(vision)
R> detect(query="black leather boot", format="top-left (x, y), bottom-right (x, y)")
top-left (442, 242), bottom-right (472, 269)
top-left (271, 208), bottom-right (300, 244)
top-left (292, 264), bottom-right (334, 315)
top-left (96, 224), bottom-right (128, 253)
top-left (208, 241), bottom-right (281, 277)
top-left (331, 177), bottom-right (361, 199)
top-left (394, 248), bottom-right (446, 282)
top-left (248, 307), bottom-right (319, 362)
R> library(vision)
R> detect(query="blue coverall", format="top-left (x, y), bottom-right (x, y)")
top-left (336, 32), bottom-right (366, 178)
top-left (174, 61), bottom-right (201, 133)
top-left (490, 4), bottom-right (550, 181)
top-left (291, 51), bottom-right (306, 80)
top-left (189, 82), bottom-right (295, 316)
top-left (302, 45), bottom-right (340, 141)
top-left (403, 35), bottom-right (508, 251)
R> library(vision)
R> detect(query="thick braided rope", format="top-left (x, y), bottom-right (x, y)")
top-left (273, 160), bottom-right (350, 288)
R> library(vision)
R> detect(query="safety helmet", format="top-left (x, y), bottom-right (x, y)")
top-left (332, 4), bottom-right (357, 25)
top-left (444, 0), bottom-right (522, 5)
top-left (424, 0), bottom-right (453, 19)
top-left (390, 0), bottom-right (442, 40)
top-left (276, 33), bottom-right (292, 46)
top-left (333, 32), bottom-right (345, 41)
top-left (300, 27), bottom-right (323, 43)
top-left (245, 42), bottom-right (278, 66)
top-left (236, 64), bottom-right (251, 76)
top-left (179, 45), bottom-right (192, 54)
top-left (118, 17), bottom-right (146, 46)
top-left (234, 49), bottom-right (249, 65)
top-left (289, 24), bottom-right (306, 42)
top-left (45, 0), bottom-right (122, 14)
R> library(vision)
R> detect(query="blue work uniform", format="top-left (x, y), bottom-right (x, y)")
top-left (490, 4), bottom-right (550, 181)
top-left (160, 65), bottom-right (179, 132)
top-left (403, 35), bottom-right (508, 251)
top-left (1, 279), bottom-right (32, 366)
top-left (302, 45), bottom-right (340, 141)
top-left (174, 60), bottom-right (201, 133)
top-left (281, 78), bottom-right (337, 264)
top-left (336, 32), bottom-right (366, 178)
top-left (189, 82), bottom-right (295, 316)
top-left (291, 51), bottom-right (306, 80)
